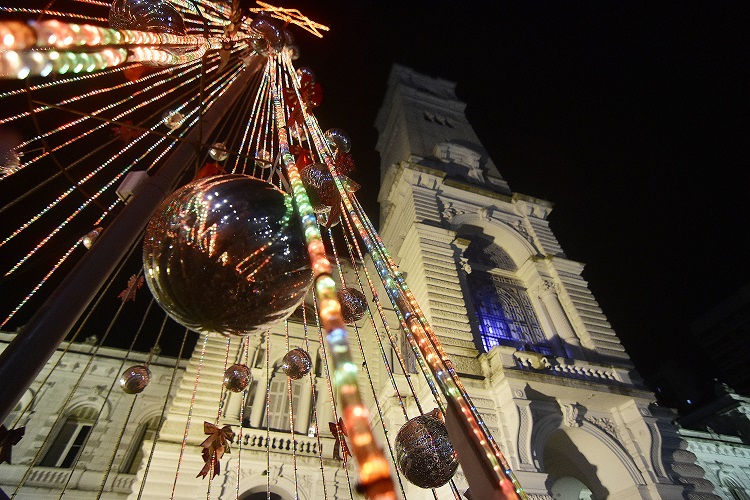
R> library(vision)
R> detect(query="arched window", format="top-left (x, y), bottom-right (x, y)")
top-left (39, 406), bottom-right (97, 468)
top-left (723, 475), bottom-right (750, 500)
top-left (120, 416), bottom-right (162, 474)
top-left (464, 238), bottom-right (550, 354)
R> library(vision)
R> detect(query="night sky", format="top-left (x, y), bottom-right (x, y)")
top-left (288, 1), bottom-right (750, 404)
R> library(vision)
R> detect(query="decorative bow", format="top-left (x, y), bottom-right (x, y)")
top-left (284, 72), bottom-right (322, 128)
top-left (329, 417), bottom-right (350, 463)
top-left (118, 275), bottom-right (144, 302)
top-left (194, 162), bottom-right (226, 180)
top-left (196, 421), bottom-right (235, 480)
top-left (0, 425), bottom-right (25, 465)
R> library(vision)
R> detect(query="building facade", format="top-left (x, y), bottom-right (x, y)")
top-left (677, 384), bottom-right (750, 500)
top-left (0, 66), bottom-right (730, 499)
top-left (0, 332), bottom-right (186, 499)
top-left (368, 65), bottom-right (719, 499)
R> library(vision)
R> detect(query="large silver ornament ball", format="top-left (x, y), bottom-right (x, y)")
top-left (395, 412), bottom-right (459, 489)
top-left (281, 348), bottom-right (312, 380)
top-left (120, 365), bottom-right (151, 394)
top-left (224, 364), bottom-right (252, 392)
top-left (109, 0), bottom-right (186, 35)
top-left (337, 287), bottom-right (367, 324)
top-left (143, 175), bottom-right (313, 337)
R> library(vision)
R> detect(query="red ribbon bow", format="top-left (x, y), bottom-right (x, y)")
top-left (329, 417), bottom-right (350, 463)
top-left (196, 422), bottom-right (235, 479)
top-left (284, 73), bottom-right (322, 128)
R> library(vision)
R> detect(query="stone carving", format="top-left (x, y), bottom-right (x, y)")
top-left (585, 416), bottom-right (617, 438)
top-left (559, 402), bottom-right (583, 428)
top-left (478, 206), bottom-right (494, 221)
top-left (534, 279), bottom-right (559, 298)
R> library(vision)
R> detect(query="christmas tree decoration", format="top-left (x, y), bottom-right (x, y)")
top-left (329, 417), bottom-right (351, 462)
top-left (249, 11), bottom-right (285, 56)
top-left (209, 142), bottom-right (229, 162)
top-left (119, 365), bottom-right (151, 394)
top-left (194, 162), bottom-right (226, 180)
top-left (223, 363), bottom-right (251, 392)
top-left (80, 227), bottom-right (103, 249)
top-left (0, 149), bottom-right (21, 176)
top-left (337, 287), bottom-right (368, 324)
top-left (161, 110), bottom-right (184, 130)
top-left (108, 0), bottom-right (186, 35)
top-left (142, 175), bottom-right (313, 337)
top-left (117, 274), bottom-right (144, 302)
top-left (395, 410), bottom-right (459, 489)
top-left (281, 348), bottom-right (312, 380)
top-left (324, 128), bottom-right (351, 154)
top-left (196, 421), bottom-right (235, 480)
top-left (0, 4), bottom-right (529, 499)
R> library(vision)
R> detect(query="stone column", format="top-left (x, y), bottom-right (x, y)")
top-left (536, 280), bottom-right (584, 359)
top-left (295, 381), bottom-right (313, 434)
top-left (249, 378), bottom-right (266, 428)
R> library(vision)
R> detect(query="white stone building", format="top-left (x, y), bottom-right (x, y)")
top-left (0, 331), bottom-right (186, 499)
top-left (133, 65), bottom-right (723, 499)
top-left (677, 385), bottom-right (750, 500)
top-left (0, 65), bottom-right (733, 500)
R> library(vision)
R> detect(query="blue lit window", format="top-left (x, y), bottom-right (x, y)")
top-left (464, 238), bottom-right (550, 354)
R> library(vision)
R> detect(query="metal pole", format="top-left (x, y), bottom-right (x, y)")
top-left (0, 66), bottom-right (256, 422)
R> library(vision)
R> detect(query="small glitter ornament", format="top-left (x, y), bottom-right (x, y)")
top-left (281, 348), bottom-right (312, 380)
top-left (120, 365), bottom-right (151, 394)
top-left (223, 364), bottom-right (251, 392)
top-left (395, 409), bottom-right (459, 489)
top-left (255, 149), bottom-right (273, 169)
top-left (162, 110), bottom-right (183, 130)
top-left (209, 142), bottom-right (229, 162)
top-left (337, 287), bottom-right (367, 324)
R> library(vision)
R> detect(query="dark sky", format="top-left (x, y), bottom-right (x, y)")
top-left (289, 1), bottom-right (750, 401)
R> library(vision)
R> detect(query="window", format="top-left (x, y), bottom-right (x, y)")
top-left (465, 239), bottom-right (550, 354)
top-left (723, 476), bottom-right (750, 500)
top-left (40, 418), bottom-right (93, 468)
top-left (261, 368), bottom-right (305, 432)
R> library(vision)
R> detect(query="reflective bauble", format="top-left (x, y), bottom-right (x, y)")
top-left (81, 227), bottom-right (103, 249)
top-left (255, 149), bottom-right (273, 169)
top-left (0, 149), bottom-right (21, 175)
top-left (162, 110), bottom-right (183, 130)
top-left (337, 287), bottom-right (367, 323)
top-left (296, 66), bottom-right (315, 83)
top-left (395, 411), bottom-right (459, 489)
top-left (120, 365), bottom-right (151, 394)
top-left (324, 128), bottom-right (351, 154)
top-left (224, 364), bottom-right (252, 392)
top-left (249, 12), bottom-right (284, 56)
top-left (299, 163), bottom-right (337, 213)
top-left (143, 175), bottom-right (313, 337)
top-left (209, 142), bottom-right (228, 162)
top-left (109, 0), bottom-right (186, 35)
top-left (281, 348), bottom-right (312, 380)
